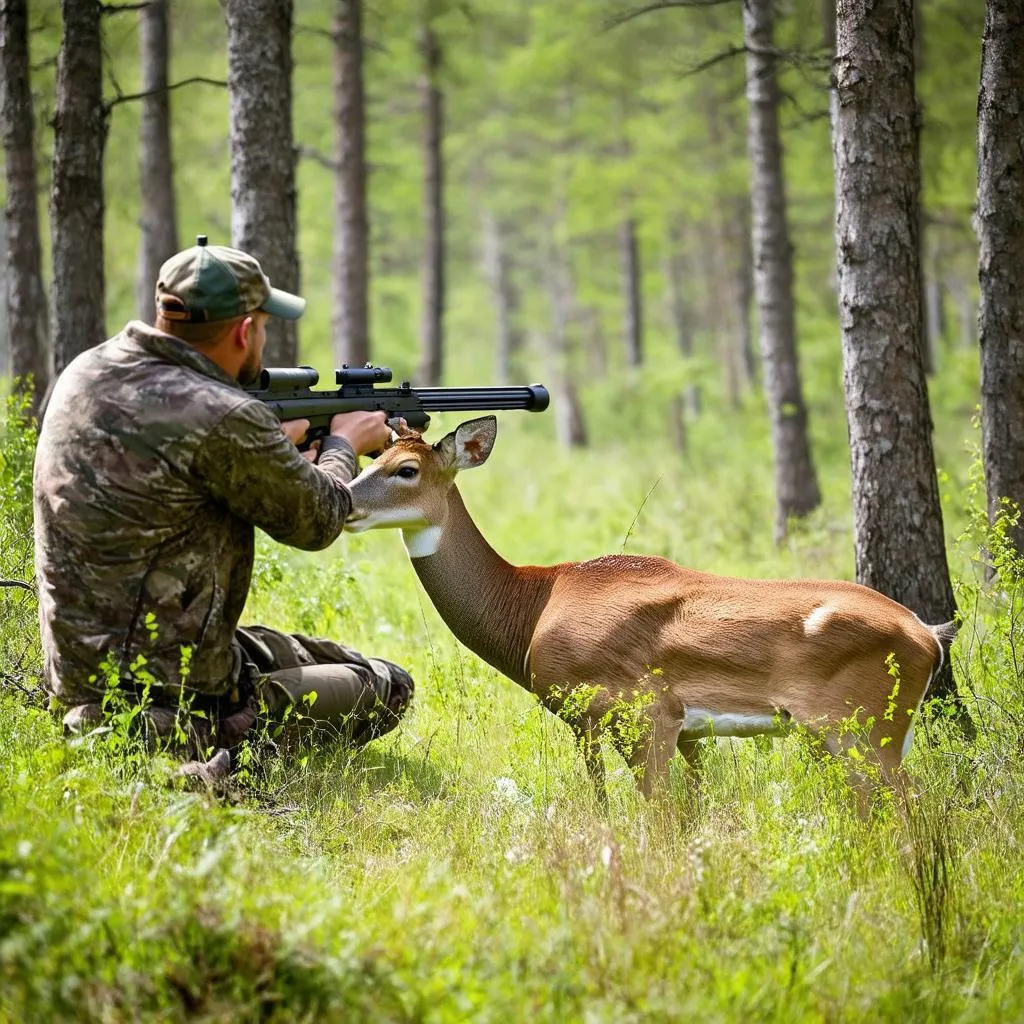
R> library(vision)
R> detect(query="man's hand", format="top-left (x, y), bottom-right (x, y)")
top-left (328, 411), bottom-right (392, 457)
top-left (281, 418), bottom-right (321, 463)
top-left (281, 418), bottom-right (310, 446)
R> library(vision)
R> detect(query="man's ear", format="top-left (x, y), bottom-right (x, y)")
top-left (433, 416), bottom-right (498, 471)
top-left (235, 316), bottom-right (255, 349)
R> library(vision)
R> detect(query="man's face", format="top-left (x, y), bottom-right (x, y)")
top-left (237, 313), bottom-right (269, 385)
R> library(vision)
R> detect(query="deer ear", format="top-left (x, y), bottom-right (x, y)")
top-left (433, 416), bottom-right (497, 471)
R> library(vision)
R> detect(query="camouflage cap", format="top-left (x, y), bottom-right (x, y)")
top-left (156, 235), bottom-right (305, 323)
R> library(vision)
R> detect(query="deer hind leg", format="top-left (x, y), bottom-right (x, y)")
top-left (676, 735), bottom-right (706, 786)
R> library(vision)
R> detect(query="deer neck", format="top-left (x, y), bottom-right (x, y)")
top-left (403, 486), bottom-right (555, 688)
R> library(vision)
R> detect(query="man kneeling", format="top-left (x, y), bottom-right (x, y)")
top-left (33, 236), bottom-right (413, 776)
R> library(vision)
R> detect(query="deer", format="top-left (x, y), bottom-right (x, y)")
top-left (343, 416), bottom-right (958, 808)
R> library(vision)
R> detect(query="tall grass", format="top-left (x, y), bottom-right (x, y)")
top-left (3, 383), bottom-right (1024, 1022)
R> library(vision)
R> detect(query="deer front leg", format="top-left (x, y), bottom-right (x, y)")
top-left (624, 709), bottom-right (684, 799)
top-left (566, 717), bottom-right (608, 810)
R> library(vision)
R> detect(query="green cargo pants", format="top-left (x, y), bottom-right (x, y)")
top-left (61, 624), bottom-right (415, 756)
top-left (235, 624), bottom-right (414, 747)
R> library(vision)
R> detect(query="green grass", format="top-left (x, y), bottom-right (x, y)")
top-left (4, 371), bottom-right (1024, 1022)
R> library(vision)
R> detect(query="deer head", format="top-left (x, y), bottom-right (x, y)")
top-left (345, 416), bottom-right (498, 552)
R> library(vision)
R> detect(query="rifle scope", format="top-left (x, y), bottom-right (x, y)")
top-left (336, 365), bottom-right (394, 386)
top-left (254, 365), bottom-right (320, 391)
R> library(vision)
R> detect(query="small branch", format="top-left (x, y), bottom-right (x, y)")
top-left (296, 144), bottom-right (338, 172)
top-left (294, 22), bottom-right (388, 54)
top-left (0, 579), bottom-right (34, 593)
top-left (105, 76), bottom-right (227, 111)
top-left (101, 1), bottom-right (153, 12)
top-left (295, 22), bottom-right (336, 42)
top-left (605, 0), bottom-right (738, 31)
top-left (679, 44), bottom-right (747, 78)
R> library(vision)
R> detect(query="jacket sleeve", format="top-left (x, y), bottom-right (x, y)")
top-left (191, 397), bottom-right (359, 551)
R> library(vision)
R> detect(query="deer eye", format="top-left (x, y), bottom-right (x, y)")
top-left (395, 465), bottom-right (419, 480)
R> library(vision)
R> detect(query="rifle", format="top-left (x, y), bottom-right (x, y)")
top-left (244, 364), bottom-right (550, 447)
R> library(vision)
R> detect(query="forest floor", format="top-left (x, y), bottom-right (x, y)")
top-left (3, 356), bottom-right (1023, 1022)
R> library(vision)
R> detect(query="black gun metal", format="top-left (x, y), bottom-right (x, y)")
top-left (244, 363), bottom-right (550, 446)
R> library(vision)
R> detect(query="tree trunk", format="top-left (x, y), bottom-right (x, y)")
top-left (1, 0), bottom-right (49, 406)
top-left (745, 0), bottom-right (821, 541)
top-left (733, 198), bottom-right (758, 388)
top-left (821, 0), bottom-right (836, 52)
top-left (226, 0), bottom-right (299, 365)
top-left (135, 0), bottom-right (178, 326)
top-left (620, 217), bottom-right (643, 368)
top-left (0, 206), bottom-right (8, 380)
top-left (332, 0), bottom-right (369, 368)
top-left (831, 0), bottom-right (961, 706)
top-left (924, 273), bottom-right (945, 367)
top-left (50, 0), bottom-right (106, 376)
top-left (417, 24), bottom-right (445, 387)
top-left (664, 224), bottom-right (693, 358)
top-left (482, 208), bottom-right (522, 385)
top-left (977, 0), bottom-right (1024, 558)
top-left (547, 231), bottom-right (587, 449)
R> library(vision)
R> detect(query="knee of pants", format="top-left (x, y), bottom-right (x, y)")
top-left (369, 659), bottom-right (415, 708)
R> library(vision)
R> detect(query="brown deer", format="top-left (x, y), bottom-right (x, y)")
top-left (344, 416), bottom-right (957, 805)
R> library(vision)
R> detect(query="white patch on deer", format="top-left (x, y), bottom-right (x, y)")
top-left (680, 707), bottom-right (790, 739)
top-left (803, 604), bottom-right (836, 636)
top-left (403, 525), bottom-right (443, 559)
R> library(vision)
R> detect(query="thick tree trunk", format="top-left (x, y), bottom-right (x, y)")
top-left (50, 0), bottom-right (106, 375)
top-left (620, 217), bottom-right (643, 368)
top-left (1, 0), bottom-right (49, 406)
top-left (332, 0), bottom-right (369, 368)
top-left (417, 24), bottom-right (445, 387)
top-left (745, 0), bottom-right (821, 541)
top-left (226, 0), bottom-right (299, 365)
top-left (482, 208), bottom-right (521, 385)
top-left (977, 0), bottom-right (1024, 559)
top-left (832, 0), bottom-right (961, 705)
top-left (135, 0), bottom-right (178, 326)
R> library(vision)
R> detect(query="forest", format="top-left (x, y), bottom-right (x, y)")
top-left (2, 0), bottom-right (1024, 1020)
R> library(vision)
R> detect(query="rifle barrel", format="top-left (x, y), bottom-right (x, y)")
top-left (414, 385), bottom-right (549, 412)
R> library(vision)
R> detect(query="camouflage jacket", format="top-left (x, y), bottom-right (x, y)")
top-left (33, 321), bottom-right (358, 703)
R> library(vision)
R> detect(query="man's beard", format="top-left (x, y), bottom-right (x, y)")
top-left (238, 348), bottom-right (263, 386)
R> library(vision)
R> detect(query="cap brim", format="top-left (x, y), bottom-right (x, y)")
top-left (261, 287), bottom-right (306, 320)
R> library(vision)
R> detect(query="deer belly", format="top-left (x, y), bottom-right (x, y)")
top-left (680, 707), bottom-right (791, 739)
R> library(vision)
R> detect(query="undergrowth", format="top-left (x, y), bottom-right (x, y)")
top-left (3, 393), bottom-right (1024, 1022)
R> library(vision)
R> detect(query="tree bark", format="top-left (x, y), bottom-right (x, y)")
top-left (745, 0), bottom-right (821, 541)
top-left (482, 208), bottom-right (522, 385)
top-left (1, 0), bottom-right (49, 406)
top-left (417, 23), bottom-right (445, 386)
top-left (547, 226), bottom-right (587, 449)
top-left (332, 0), bottom-right (369, 368)
top-left (733, 198), bottom-right (758, 389)
top-left (135, 0), bottom-right (178, 326)
top-left (620, 217), bottom-right (643, 368)
top-left (978, 0), bottom-right (1024, 557)
top-left (50, 0), bottom-right (107, 376)
top-left (226, 0), bottom-right (299, 365)
top-left (831, 0), bottom-right (960, 703)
